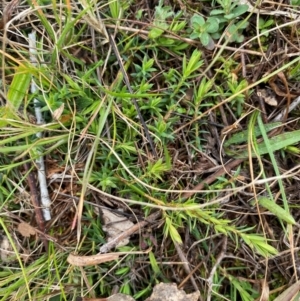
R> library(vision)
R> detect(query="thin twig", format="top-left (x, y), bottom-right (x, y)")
top-left (272, 96), bottom-right (300, 122)
top-left (206, 236), bottom-right (227, 301)
top-left (181, 159), bottom-right (244, 200)
top-left (107, 31), bottom-right (158, 159)
top-left (173, 241), bottom-right (200, 294)
top-left (23, 163), bottom-right (48, 251)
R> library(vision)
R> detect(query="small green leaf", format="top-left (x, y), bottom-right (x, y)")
top-left (115, 267), bottom-right (130, 276)
top-left (191, 14), bottom-right (205, 26)
top-left (224, 13), bottom-right (235, 19)
top-left (149, 27), bottom-right (164, 39)
top-left (200, 32), bottom-right (210, 46)
top-left (210, 9), bottom-right (224, 16)
top-left (240, 233), bottom-right (278, 257)
top-left (264, 19), bottom-right (275, 27)
top-left (207, 17), bottom-right (219, 33)
top-left (232, 4), bottom-right (249, 17)
top-left (190, 32), bottom-right (200, 39)
top-left (165, 216), bottom-right (182, 244)
top-left (149, 251), bottom-right (162, 275)
top-left (257, 197), bottom-right (295, 225)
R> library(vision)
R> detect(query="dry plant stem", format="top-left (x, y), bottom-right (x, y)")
top-left (23, 162), bottom-right (48, 251)
top-left (173, 241), bottom-right (200, 294)
top-left (181, 159), bottom-right (244, 199)
top-left (206, 236), bottom-right (227, 301)
top-left (4, 210), bottom-right (58, 243)
top-left (76, 297), bottom-right (108, 301)
top-left (0, 0), bottom-right (19, 30)
top-left (272, 95), bottom-right (300, 122)
top-left (28, 31), bottom-right (51, 221)
top-left (68, 248), bottom-right (151, 266)
top-left (178, 260), bottom-right (204, 292)
top-left (107, 31), bottom-right (157, 159)
top-left (67, 253), bottom-right (120, 266)
top-left (99, 210), bottom-right (161, 253)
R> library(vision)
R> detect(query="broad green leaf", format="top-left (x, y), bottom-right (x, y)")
top-left (227, 129), bottom-right (300, 158)
top-left (224, 122), bottom-right (281, 147)
top-left (256, 197), bottom-right (295, 225)
top-left (7, 66), bottom-right (31, 111)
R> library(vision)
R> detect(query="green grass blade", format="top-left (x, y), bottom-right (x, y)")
top-left (257, 113), bottom-right (290, 214)
top-left (256, 197), bottom-right (295, 225)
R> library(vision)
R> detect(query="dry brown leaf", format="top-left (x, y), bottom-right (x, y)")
top-left (52, 103), bottom-right (64, 120)
top-left (260, 279), bottom-right (269, 301)
top-left (17, 222), bottom-right (36, 237)
top-left (0, 235), bottom-right (19, 263)
top-left (257, 88), bottom-right (278, 106)
top-left (273, 281), bottom-right (300, 301)
top-left (100, 208), bottom-right (134, 248)
top-left (0, 0), bottom-right (20, 30)
top-left (67, 252), bottom-right (120, 266)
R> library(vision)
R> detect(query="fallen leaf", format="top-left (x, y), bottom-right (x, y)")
top-left (52, 103), bottom-right (64, 120)
top-left (17, 222), bottom-right (36, 237)
top-left (257, 88), bottom-right (278, 106)
top-left (100, 208), bottom-right (134, 248)
top-left (0, 234), bottom-right (18, 263)
top-left (273, 281), bottom-right (300, 301)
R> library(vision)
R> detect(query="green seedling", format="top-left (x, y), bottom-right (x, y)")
top-left (226, 20), bottom-right (249, 43)
top-left (210, 0), bottom-right (249, 21)
top-left (258, 17), bottom-right (275, 37)
top-left (149, 0), bottom-right (174, 39)
top-left (190, 14), bottom-right (219, 49)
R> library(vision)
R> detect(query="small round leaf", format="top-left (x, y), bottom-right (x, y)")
top-left (191, 14), bottom-right (205, 26)
top-left (200, 32), bottom-right (210, 46)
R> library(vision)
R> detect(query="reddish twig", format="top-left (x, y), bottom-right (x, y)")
top-left (24, 163), bottom-right (48, 250)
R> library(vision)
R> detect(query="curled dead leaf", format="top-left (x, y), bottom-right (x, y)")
top-left (100, 208), bottom-right (134, 248)
top-left (257, 88), bottom-right (278, 106)
top-left (67, 252), bottom-right (119, 266)
top-left (52, 103), bottom-right (64, 120)
top-left (273, 281), bottom-right (300, 301)
top-left (0, 234), bottom-right (19, 263)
